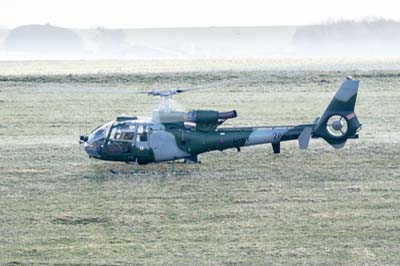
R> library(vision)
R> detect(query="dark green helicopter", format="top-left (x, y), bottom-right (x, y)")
top-left (80, 77), bottom-right (361, 165)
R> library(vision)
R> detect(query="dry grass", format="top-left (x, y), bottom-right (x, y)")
top-left (0, 59), bottom-right (399, 265)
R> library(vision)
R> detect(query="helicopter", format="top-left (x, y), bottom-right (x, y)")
top-left (80, 77), bottom-right (361, 165)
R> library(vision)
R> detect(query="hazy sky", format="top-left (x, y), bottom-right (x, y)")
top-left (1, 0), bottom-right (400, 29)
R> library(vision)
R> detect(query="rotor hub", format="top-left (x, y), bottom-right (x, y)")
top-left (332, 120), bottom-right (343, 130)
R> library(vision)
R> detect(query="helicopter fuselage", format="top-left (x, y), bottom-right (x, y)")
top-left (83, 116), bottom-right (314, 164)
top-left (80, 78), bottom-right (362, 165)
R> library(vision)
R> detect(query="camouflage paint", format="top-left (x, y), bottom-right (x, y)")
top-left (81, 78), bottom-right (362, 165)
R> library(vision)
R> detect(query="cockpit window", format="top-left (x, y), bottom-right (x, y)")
top-left (88, 128), bottom-right (105, 144)
top-left (110, 125), bottom-right (136, 142)
top-left (87, 121), bottom-right (113, 145)
top-left (113, 130), bottom-right (135, 140)
top-left (137, 125), bottom-right (148, 142)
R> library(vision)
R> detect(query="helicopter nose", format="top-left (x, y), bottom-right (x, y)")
top-left (84, 142), bottom-right (101, 158)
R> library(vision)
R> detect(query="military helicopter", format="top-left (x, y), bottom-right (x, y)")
top-left (80, 77), bottom-right (361, 165)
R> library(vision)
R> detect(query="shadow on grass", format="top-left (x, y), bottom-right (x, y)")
top-left (81, 163), bottom-right (196, 183)
top-left (51, 216), bottom-right (109, 225)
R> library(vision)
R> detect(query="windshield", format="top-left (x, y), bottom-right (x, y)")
top-left (87, 121), bottom-right (113, 145)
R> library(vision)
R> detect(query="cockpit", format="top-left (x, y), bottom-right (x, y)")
top-left (82, 121), bottom-right (113, 158)
top-left (80, 119), bottom-right (150, 160)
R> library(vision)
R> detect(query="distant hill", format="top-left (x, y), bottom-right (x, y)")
top-left (3, 24), bottom-right (82, 54)
top-left (293, 18), bottom-right (400, 56)
top-left (0, 28), bottom-right (9, 44)
top-left (122, 26), bottom-right (297, 58)
top-left (75, 26), bottom-right (297, 59)
top-left (2, 20), bottom-right (400, 60)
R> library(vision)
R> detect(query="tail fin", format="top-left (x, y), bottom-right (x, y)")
top-left (313, 77), bottom-right (361, 149)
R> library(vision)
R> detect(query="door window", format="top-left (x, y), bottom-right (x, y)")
top-left (107, 124), bottom-right (136, 153)
top-left (137, 125), bottom-right (148, 142)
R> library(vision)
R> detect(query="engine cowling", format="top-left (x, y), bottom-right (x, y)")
top-left (187, 110), bottom-right (237, 131)
top-left (152, 109), bottom-right (237, 131)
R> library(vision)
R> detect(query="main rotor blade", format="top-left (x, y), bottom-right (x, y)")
top-left (31, 76), bottom-right (242, 96)
top-left (145, 78), bottom-right (241, 97)
top-left (176, 78), bottom-right (242, 93)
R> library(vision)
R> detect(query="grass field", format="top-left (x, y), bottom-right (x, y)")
top-left (0, 59), bottom-right (399, 265)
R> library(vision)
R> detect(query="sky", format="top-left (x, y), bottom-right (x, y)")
top-left (1, 0), bottom-right (400, 29)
